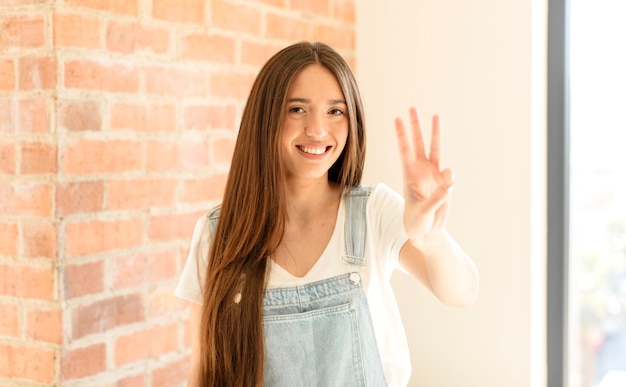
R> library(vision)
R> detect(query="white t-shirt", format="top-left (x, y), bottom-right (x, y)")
top-left (174, 183), bottom-right (412, 386)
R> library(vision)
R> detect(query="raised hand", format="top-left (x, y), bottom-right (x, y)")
top-left (395, 107), bottom-right (454, 244)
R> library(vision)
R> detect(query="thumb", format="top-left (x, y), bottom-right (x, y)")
top-left (441, 168), bottom-right (455, 188)
top-left (421, 168), bottom-right (454, 211)
top-left (420, 183), bottom-right (452, 215)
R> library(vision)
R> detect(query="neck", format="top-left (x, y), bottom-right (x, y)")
top-left (284, 176), bottom-right (342, 221)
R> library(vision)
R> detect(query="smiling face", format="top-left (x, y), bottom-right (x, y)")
top-left (281, 64), bottom-right (349, 184)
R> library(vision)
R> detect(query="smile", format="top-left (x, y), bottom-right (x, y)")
top-left (297, 145), bottom-right (330, 155)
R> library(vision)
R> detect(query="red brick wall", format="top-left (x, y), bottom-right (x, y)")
top-left (0, 0), bottom-right (355, 385)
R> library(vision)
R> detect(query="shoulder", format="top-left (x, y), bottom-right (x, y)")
top-left (368, 183), bottom-right (404, 208)
top-left (364, 184), bottom-right (408, 267)
top-left (189, 206), bottom-right (221, 246)
top-left (206, 206), bottom-right (221, 230)
top-left (343, 183), bottom-right (403, 209)
top-left (345, 185), bottom-right (373, 197)
top-left (366, 183), bottom-right (405, 232)
top-left (341, 184), bottom-right (404, 223)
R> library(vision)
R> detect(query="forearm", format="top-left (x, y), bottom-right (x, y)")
top-left (401, 229), bottom-right (479, 307)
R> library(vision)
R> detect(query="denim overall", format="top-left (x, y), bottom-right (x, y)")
top-left (209, 187), bottom-right (388, 386)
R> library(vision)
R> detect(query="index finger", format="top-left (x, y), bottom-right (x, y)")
top-left (409, 108), bottom-right (427, 160)
top-left (394, 117), bottom-right (414, 182)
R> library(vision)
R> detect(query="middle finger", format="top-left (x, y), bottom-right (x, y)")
top-left (409, 107), bottom-right (426, 160)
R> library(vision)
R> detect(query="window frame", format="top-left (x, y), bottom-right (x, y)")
top-left (547, 0), bottom-right (570, 385)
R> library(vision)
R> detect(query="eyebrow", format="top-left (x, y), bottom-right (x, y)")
top-left (287, 98), bottom-right (347, 105)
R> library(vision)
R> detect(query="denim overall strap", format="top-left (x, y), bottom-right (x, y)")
top-left (207, 207), bottom-right (220, 231)
top-left (343, 186), bottom-right (372, 268)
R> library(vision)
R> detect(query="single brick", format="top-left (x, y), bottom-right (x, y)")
top-left (210, 136), bottom-right (235, 166)
top-left (211, 0), bottom-right (261, 35)
top-left (145, 138), bottom-right (208, 172)
top-left (151, 357), bottom-right (189, 387)
top-left (56, 180), bottom-right (104, 216)
top-left (0, 99), bottom-right (14, 133)
top-left (107, 20), bottom-right (169, 54)
top-left (58, 99), bottom-right (102, 132)
top-left (71, 294), bottom-right (145, 339)
top-left (18, 98), bottom-right (49, 133)
top-left (0, 303), bottom-right (19, 337)
top-left (181, 173), bottom-right (228, 203)
top-left (0, 16), bottom-right (45, 50)
top-left (107, 178), bottom-right (177, 210)
top-left (20, 141), bottom-right (57, 174)
top-left (144, 66), bottom-right (207, 97)
top-left (0, 222), bottom-right (18, 256)
top-left (333, 0), bottom-right (356, 24)
top-left (54, 13), bottom-right (101, 48)
top-left (65, 217), bottom-right (143, 257)
top-left (148, 211), bottom-right (202, 242)
top-left (64, 0), bottom-right (138, 15)
top-left (22, 220), bottom-right (57, 259)
top-left (210, 70), bottom-right (256, 100)
top-left (183, 104), bottom-right (237, 131)
top-left (110, 102), bottom-right (175, 132)
top-left (149, 287), bottom-right (187, 318)
top-left (26, 308), bottom-right (62, 344)
top-left (111, 248), bottom-right (178, 289)
top-left (114, 324), bottom-right (178, 365)
top-left (18, 56), bottom-right (57, 90)
top-left (290, 0), bottom-right (331, 16)
top-left (0, 344), bottom-right (55, 383)
top-left (0, 59), bottom-right (15, 90)
top-left (60, 343), bottom-right (106, 381)
top-left (62, 139), bottom-right (142, 174)
top-left (180, 33), bottom-right (235, 63)
top-left (0, 181), bottom-right (52, 217)
top-left (152, 0), bottom-right (205, 24)
top-left (312, 23), bottom-right (354, 50)
top-left (65, 60), bottom-right (139, 93)
top-left (241, 40), bottom-right (285, 67)
top-left (265, 13), bottom-right (311, 41)
top-left (0, 142), bottom-right (16, 174)
top-left (62, 260), bottom-right (104, 299)
top-left (0, 263), bottom-right (54, 300)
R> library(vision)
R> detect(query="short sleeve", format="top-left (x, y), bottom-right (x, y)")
top-left (174, 213), bottom-right (212, 305)
top-left (367, 183), bottom-right (409, 275)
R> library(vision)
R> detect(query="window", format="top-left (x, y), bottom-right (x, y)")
top-left (549, 1), bottom-right (626, 386)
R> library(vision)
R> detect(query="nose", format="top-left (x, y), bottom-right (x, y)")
top-left (304, 111), bottom-right (327, 138)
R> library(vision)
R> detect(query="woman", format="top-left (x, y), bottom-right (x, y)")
top-left (175, 41), bottom-right (479, 386)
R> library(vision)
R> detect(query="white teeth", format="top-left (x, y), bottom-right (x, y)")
top-left (298, 146), bottom-right (327, 155)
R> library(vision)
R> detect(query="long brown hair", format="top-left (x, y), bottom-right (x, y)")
top-left (198, 41), bottom-right (366, 386)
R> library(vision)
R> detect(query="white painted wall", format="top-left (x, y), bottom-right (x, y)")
top-left (356, 1), bottom-right (548, 386)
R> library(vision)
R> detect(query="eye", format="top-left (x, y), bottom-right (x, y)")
top-left (288, 106), bottom-right (305, 114)
top-left (328, 108), bottom-right (344, 116)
